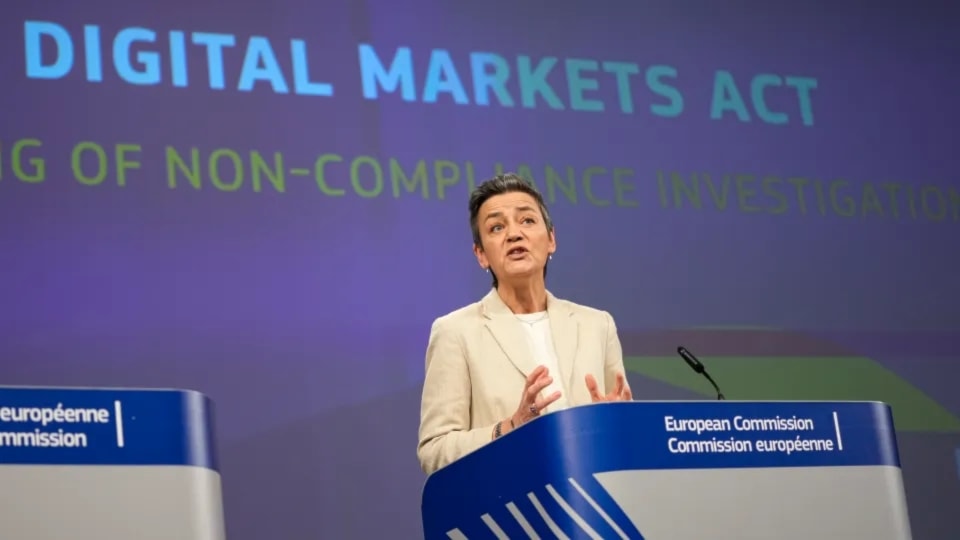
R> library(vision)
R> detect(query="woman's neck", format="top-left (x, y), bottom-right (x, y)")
top-left (497, 280), bottom-right (547, 314)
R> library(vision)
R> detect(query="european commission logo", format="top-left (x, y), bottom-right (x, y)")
top-left (444, 474), bottom-right (644, 539)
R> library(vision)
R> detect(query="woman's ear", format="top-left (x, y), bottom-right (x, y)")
top-left (473, 243), bottom-right (488, 269)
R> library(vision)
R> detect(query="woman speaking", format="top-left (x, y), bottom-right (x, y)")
top-left (416, 173), bottom-right (633, 475)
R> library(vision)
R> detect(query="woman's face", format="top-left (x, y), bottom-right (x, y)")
top-left (473, 191), bottom-right (556, 285)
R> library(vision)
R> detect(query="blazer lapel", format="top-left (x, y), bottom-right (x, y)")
top-left (480, 289), bottom-right (580, 388)
top-left (546, 291), bottom-right (579, 393)
top-left (481, 290), bottom-right (536, 376)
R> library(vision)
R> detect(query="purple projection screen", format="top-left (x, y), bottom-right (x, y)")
top-left (1, 1), bottom-right (959, 538)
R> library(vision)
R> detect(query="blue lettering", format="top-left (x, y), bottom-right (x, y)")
top-left (601, 61), bottom-right (639, 114)
top-left (191, 32), bottom-right (235, 90)
top-left (291, 40), bottom-right (333, 96)
top-left (646, 65), bottom-right (683, 117)
top-left (114, 28), bottom-right (160, 85)
top-left (750, 74), bottom-right (787, 125)
top-left (710, 70), bottom-right (750, 122)
top-left (566, 59), bottom-right (602, 112)
top-left (83, 25), bottom-right (102, 82)
top-left (24, 21), bottom-right (73, 79)
top-left (786, 76), bottom-right (817, 126)
top-left (423, 49), bottom-right (468, 104)
top-left (470, 52), bottom-right (513, 107)
top-left (24, 23), bottom-right (336, 97)
top-left (237, 36), bottom-right (288, 93)
top-left (517, 55), bottom-right (563, 110)
top-left (169, 31), bottom-right (188, 87)
top-left (358, 44), bottom-right (415, 101)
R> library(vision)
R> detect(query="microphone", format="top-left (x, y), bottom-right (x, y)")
top-left (677, 346), bottom-right (726, 400)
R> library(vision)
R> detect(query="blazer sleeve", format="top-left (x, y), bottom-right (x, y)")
top-left (603, 311), bottom-right (631, 396)
top-left (417, 317), bottom-right (495, 475)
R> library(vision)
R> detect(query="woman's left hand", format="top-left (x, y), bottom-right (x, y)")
top-left (585, 372), bottom-right (632, 402)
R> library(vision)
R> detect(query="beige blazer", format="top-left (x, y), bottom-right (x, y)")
top-left (416, 288), bottom-right (630, 475)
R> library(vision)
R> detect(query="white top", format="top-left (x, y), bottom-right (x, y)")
top-left (514, 311), bottom-right (569, 412)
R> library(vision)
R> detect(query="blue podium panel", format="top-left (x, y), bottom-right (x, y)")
top-left (422, 401), bottom-right (912, 540)
top-left (0, 386), bottom-right (225, 540)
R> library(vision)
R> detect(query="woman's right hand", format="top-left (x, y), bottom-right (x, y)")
top-left (510, 365), bottom-right (562, 428)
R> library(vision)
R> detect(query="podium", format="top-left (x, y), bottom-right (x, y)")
top-left (422, 401), bottom-right (912, 539)
top-left (0, 386), bottom-right (225, 540)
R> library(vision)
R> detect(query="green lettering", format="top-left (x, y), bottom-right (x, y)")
top-left (703, 173), bottom-right (730, 210)
top-left (545, 166), bottom-right (577, 204)
top-left (583, 166), bottom-right (609, 206)
top-left (209, 149), bottom-right (243, 192)
top-left (830, 180), bottom-right (855, 217)
top-left (761, 176), bottom-right (788, 214)
top-left (736, 175), bottom-right (760, 212)
top-left (785, 177), bottom-right (810, 214)
top-left (114, 144), bottom-right (140, 187)
top-left (812, 179), bottom-right (828, 215)
top-left (921, 186), bottom-right (946, 221)
top-left (12, 139), bottom-right (45, 183)
top-left (71, 142), bottom-right (108, 186)
top-left (251, 151), bottom-right (285, 193)
top-left (351, 156), bottom-right (383, 198)
top-left (949, 187), bottom-right (960, 221)
top-left (613, 168), bottom-right (638, 207)
top-left (670, 172), bottom-right (700, 209)
top-left (903, 184), bottom-right (919, 219)
top-left (517, 165), bottom-right (538, 190)
top-left (880, 183), bottom-right (902, 219)
top-left (860, 183), bottom-right (883, 217)
top-left (389, 159), bottom-right (429, 198)
top-left (313, 154), bottom-right (345, 196)
top-left (656, 171), bottom-right (669, 208)
top-left (434, 160), bottom-right (459, 200)
top-left (463, 161), bottom-right (477, 194)
top-left (165, 147), bottom-right (201, 189)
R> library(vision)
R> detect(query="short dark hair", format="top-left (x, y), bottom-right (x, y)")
top-left (468, 172), bottom-right (554, 288)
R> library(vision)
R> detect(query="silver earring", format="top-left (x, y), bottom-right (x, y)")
top-left (485, 267), bottom-right (489, 272)
top-left (549, 254), bottom-right (553, 260)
